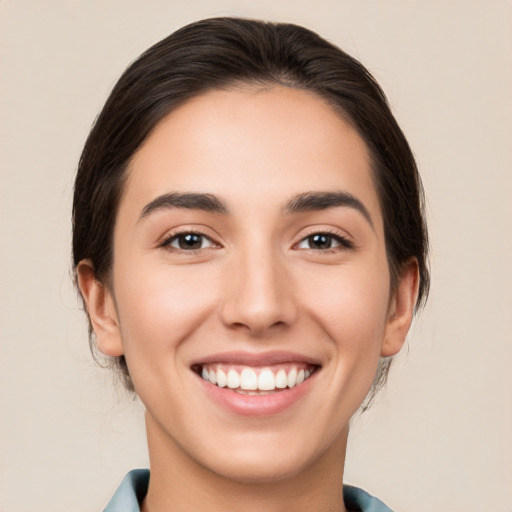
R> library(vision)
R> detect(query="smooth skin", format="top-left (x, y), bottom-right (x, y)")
top-left (78, 86), bottom-right (418, 512)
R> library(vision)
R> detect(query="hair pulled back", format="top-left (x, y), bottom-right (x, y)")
top-left (73, 17), bottom-right (429, 401)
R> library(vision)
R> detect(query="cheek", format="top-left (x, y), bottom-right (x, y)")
top-left (300, 261), bottom-right (391, 348)
top-left (287, 262), bottom-right (391, 433)
top-left (113, 260), bottom-right (222, 354)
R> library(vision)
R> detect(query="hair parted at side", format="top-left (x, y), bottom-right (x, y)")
top-left (73, 17), bottom-right (429, 402)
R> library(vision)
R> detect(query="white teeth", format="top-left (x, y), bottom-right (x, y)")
top-left (287, 368), bottom-right (297, 388)
top-left (258, 369), bottom-right (275, 391)
top-left (240, 368), bottom-right (258, 390)
top-left (200, 364), bottom-right (315, 391)
top-left (275, 369), bottom-right (288, 389)
top-left (216, 368), bottom-right (227, 387)
top-left (227, 369), bottom-right (240, 389)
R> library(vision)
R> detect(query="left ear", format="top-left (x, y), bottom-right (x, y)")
top-left (381, 259), bottom-right (420, 357)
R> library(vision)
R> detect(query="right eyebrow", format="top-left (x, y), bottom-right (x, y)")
top-left (139, 192), bottom-right (229, 221)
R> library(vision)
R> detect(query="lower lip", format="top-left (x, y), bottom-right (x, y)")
top-left (195, 373), bottom-right (316, 416)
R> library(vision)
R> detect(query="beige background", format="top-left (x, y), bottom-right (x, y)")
top-left (1, 1), bottom-right (511, 511)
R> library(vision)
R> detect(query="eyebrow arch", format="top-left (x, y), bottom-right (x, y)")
top-left (284, 191), bottom-right (374, 229)
top-left (139, 192), bottom-right (229, 221)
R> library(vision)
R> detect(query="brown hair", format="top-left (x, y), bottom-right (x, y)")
top-left (73, 17), bottom-right (429, 404)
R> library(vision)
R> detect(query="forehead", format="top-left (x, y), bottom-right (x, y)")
top-left (123, 86), bottom-right (382, 226)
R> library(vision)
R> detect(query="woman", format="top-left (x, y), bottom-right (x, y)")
top-left (73, 17), bottom-right (429, 512)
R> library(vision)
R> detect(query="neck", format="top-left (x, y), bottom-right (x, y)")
top-left (141, 413), bottom-right (349, 512)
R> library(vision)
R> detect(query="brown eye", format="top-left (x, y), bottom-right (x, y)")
top-left (296, 233), bottom-right (352, 250)
top-left (166, 233), bottom-right (216, 251)
top-left (307, 234), bottom-right (334, 249)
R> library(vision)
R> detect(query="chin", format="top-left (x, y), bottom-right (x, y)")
top-left (201, 444), bottom-right (317, 484)
top-left (184, 422), bottom-right (345, 486)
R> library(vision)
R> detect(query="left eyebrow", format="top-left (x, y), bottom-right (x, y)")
top-left (284, 191), bottom-right (374, 230)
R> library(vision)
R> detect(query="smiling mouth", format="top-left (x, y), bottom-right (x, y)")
top-left (193, 363), bottom-right (318, 394)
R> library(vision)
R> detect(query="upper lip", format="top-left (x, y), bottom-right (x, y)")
top-left (190, 350), bottom-right (322, 367)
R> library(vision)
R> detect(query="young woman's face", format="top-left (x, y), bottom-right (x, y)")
top-left (94, 86), bottom-right (412, 483)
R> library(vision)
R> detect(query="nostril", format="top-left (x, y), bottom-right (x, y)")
top-left (227, 319), bottom-right (290, 337)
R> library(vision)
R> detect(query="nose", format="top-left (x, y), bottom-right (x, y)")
top-left (220, 247), bottom-right (298, 336)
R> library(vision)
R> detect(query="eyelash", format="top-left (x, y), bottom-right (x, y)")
top-left (160, 229), bottom-right (218, 253)
top-left (160, 228), bottom-right (353, 253)
top-left (294, 229), bottom-right (354, 252)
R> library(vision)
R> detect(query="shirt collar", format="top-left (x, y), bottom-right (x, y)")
top-left (103, 469), bottom-right (394, 512)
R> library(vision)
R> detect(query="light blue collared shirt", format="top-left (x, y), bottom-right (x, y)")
top-left (104, 469), bottom-right (394, 512)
